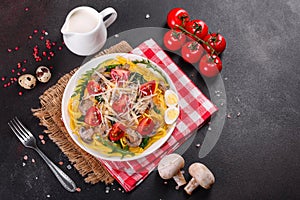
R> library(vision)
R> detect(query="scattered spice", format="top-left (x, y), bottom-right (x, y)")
top-left (227, 113), bottom-right (232, 119)
top-left (38, 134), bottom-right (44, 140)
top-left (23, 155), bottom-right (28, 160)
top-left (22, 162), bottom-right (26, 167)
top-left (31, 158), bottom-right (35, 163)
top-left (208, 127), bottom-right (212, 131)
top-left (145, 14), bottom-right (150, 19)
top-left (58, 161), bottom-right (63, 166)
top-left (18, 91), bottom-right (23, 96)
top-left (24, 7), bottom-right (29, 12)
top-left (41, 139), bottom-right (46, 144)
top-left (196, 143), bottom-right (200, 148)
top-left (46, 194), bottom-right (51, 198)
top-left (237, 112), bottom-right (241, 117)
top-left (76, 187), bottom-right (81, 192)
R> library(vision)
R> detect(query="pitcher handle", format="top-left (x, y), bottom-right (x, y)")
top-left (99, 7), bottom-right (117, 28)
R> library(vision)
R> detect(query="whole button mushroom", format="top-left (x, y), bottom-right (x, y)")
top-left (36, 66), bottom-right (51, 83)
top-left (157, 153), bottom-right (187, 187)
top-left (18, 74), bottom-right (37, 89)
top-left (184, 163), bottom-right (215, 195)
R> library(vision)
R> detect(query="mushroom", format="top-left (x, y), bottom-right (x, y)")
top-left (36, 66), bottom-right (51, 83)
top-left (18, 74), bottom-right (37, 89)
top-left (124, 129), bottom-right (142, 147)
top-left (157, 153), bottom-right (187, 187)
top-left (79, 127), bottom-right (95, 143)
top-left (184, 163), bottom-right (215, 195)
top-left (79, 99), bottom-right (94, 115)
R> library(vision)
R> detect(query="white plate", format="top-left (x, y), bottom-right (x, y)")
top-left (61, 53), bottom-right (178, 161)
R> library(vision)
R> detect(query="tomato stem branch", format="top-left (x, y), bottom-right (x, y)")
top-left (176, 25), bottom-right (216, 55)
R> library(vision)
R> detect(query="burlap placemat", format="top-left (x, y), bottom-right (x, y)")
top-left (32, 41), bottom-right (133, 184)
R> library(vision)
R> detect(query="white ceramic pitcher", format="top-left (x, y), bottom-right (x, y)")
top-left (61, 6), bottom-right (117, 56)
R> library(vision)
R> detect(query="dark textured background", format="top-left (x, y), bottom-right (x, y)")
top-left (0, 0), bottom-right (299, 199)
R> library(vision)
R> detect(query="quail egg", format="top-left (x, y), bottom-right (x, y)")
top-left (164, 89), bottom-right (178, 107)
top-left (18, 74), bottom-right (37, 89)
top-left (164, 107), bottom-right (180, 125)
top-left (36, 66), bottom-right (51, 83)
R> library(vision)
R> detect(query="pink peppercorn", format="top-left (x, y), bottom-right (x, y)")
top-left (19, 91), bottom-right (23, 96)
top-left (34, 29), bottom-right (38, 34)
top-left (15, 46), bottom-right (19, 51)
top-left (7, 48), bottom-right (12, 52)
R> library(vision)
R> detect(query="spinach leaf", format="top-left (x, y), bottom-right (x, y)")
top-left (129, 72), bottom-right (147, 84)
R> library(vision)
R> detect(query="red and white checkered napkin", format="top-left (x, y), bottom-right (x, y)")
top-left (99, 39), bottom-right (217, 192)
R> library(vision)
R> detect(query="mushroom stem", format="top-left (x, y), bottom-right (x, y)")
top-left (184, 177), bottom-right (199, 195)
top-left (173, 171), bottom-right (187, 187)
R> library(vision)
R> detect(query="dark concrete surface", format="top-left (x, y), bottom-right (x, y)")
top-left (0, 0), bottom-right (299, 200)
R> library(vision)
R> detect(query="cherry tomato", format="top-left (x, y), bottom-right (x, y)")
top-left (111, 69), bottom-right (130, 82)
top-left (199, 54), bottom-right (223, 78)
top-left (185, 19), bottom-right (209, 41)
top-left (86, 80), bottom-right (102, 95)
top-left (167, 8), bottom-right (190, 29)
top-left (181, 41), bottom-right (204, 64)
top-left (163, 30), bottom-right (186, 51)
top-left (84, 106), bottom-right (102, 126)
top-left (202, 33), bottom-right (227, 54)
top-left (112, 94), bottom-right (129, 113)
top-left (140, 80), bottom-right (156, 96)
top-left (109, 123), bottom-right (125, 141)
top-left (137, 117), bottom-right (155, 136)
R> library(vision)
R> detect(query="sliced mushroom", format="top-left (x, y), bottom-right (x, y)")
top-left (79, 99), bottom-right (94, 115)
top-left (93, 124), bottom-right (108, 138)
top-left (157, 153), bottom-right (187, 187)
top-left (184, 163), bottom-right (215, 195)
top-left (158, 81), bottom-right (168, 93)
top-left (79, 126), bottom-right (95, 143)
top-left (124, 129), bottom-right (142, 147)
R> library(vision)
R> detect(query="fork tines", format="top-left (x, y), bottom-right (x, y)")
top-left (8, 117), bottom-right (33, 142)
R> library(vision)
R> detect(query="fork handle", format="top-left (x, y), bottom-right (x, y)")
top-left (35, 147), bottom-right (77, 192)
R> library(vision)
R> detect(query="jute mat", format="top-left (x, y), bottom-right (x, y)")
top-left (32, 41), bottom-right (133, 184)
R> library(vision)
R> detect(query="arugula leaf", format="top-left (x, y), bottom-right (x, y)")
top-left (105, 64), bottom-right (120, 72)
top-left (139, 137), bottom-right (150, 149)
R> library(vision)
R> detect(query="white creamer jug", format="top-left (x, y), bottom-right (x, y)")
top-left (61, 6), bottom-right (117, 56)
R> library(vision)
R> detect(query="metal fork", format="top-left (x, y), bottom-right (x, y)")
top-left (8, 117), bottom-right (77, 192)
